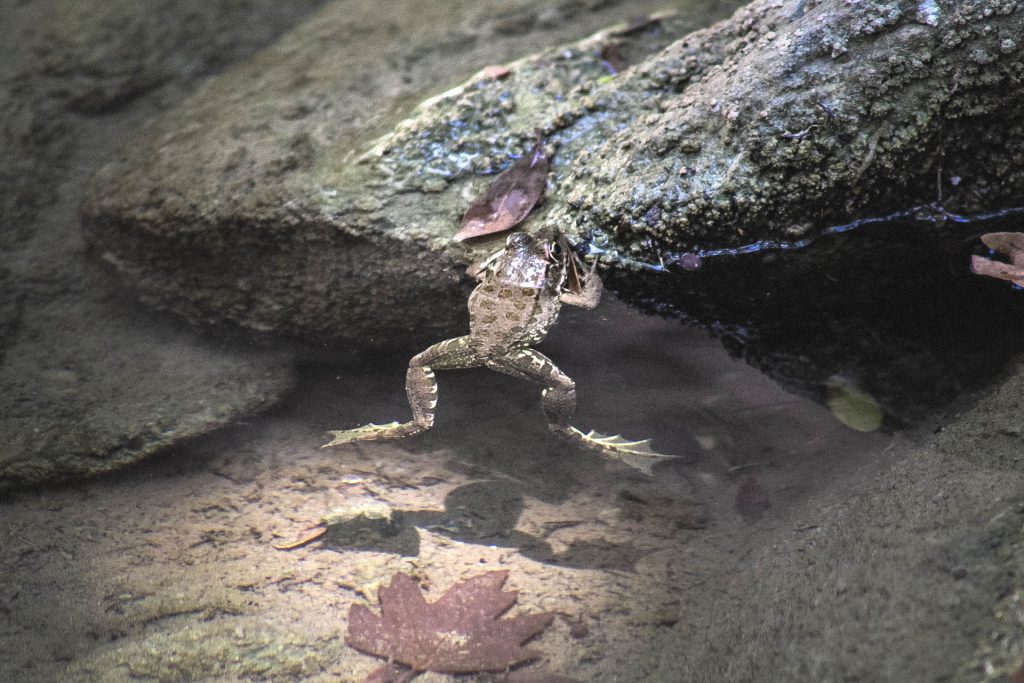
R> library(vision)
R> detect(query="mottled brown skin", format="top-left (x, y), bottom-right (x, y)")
top-left (325, 232), bottom-right (673, 475)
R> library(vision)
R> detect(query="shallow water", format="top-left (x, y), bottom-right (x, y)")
top-left (0, 295), bottom-right (900, 681)
top-left (3, 0), bottom-right (1024, 681)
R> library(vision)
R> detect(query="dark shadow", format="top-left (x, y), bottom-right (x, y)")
top-left (320, 480), bottom-right (640, 570)
top-left (610, 213), bottom-right (1024, 426)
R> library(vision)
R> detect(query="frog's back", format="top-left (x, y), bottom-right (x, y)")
top-left (468, 277), bottom-right (560, 351)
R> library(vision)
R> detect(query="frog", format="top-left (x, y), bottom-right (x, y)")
top-left (323, 231), bottom-right (675, 475)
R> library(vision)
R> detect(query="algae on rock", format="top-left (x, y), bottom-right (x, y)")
top-left (80, 0), bottom-right (1024, 418)
top-left (80, 0), bottom-right (747, 347)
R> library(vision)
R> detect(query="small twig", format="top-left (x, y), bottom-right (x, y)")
top-left (727, 461), bottom-right (769, 475)
top-left (271, 525), bottom-right (326, 550)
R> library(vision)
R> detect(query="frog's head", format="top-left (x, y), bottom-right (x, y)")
top-left (488, 232), bottom-right (563, 290)
top-left (504, 231), bottom-right (542, 259)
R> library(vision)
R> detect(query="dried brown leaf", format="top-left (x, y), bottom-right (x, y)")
top-left (972, 231), bottom-right (1024, 286)
top-left (346, 571), bottom-right (553, 676)
top-left (599, 44), bottom-right (626, 73)
top-left (454, 130), bottom-right (549, 242)
top-left (981, 232), bottom-right (1024, 265)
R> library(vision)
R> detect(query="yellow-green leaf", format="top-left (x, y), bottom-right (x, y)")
top-left (826, 377), bottom-right (883, 432)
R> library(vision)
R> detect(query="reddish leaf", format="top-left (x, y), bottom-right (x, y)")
top-left (599, 44), bottom-right (626, 73)
top-left (346, 571), bottom-right (553, 676)
top-left (972, 231), bottom-right (1024, 286)
top-left (482, 65), bottom-right (512, 80)
top-left (454, 130), bottom-right (549, 242)
top-left (1011, 659), bottom-right (1024, 683)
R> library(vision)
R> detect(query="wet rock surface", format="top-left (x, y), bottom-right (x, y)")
top-left (80, 0), bottom-right (746, 350)
top-left (81, 0), bottom-right (1024, 420)
top-left (0, 0), bottom-right (326, 488)
top-left (0, 0), bottom-right (325, 233)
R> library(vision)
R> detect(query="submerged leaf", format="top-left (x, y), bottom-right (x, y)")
top-left (825, 376), bottom-right (883, 432)
top-left (346, 571), bottom-right (553, 677)
top-left (454, 130), bottom-right (549, 242)
top-left (971, 232), bottom-right (1024, 287)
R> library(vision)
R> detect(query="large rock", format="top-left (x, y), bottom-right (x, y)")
top-left (1, 0), bottom-right (325, 235)
top-left (32, 0), bottom-right (326, 114)
top-left (80, 0), bottom-right (746, 349)
top-left (0, 0), bottom-right (325, 488)
top-left (82, 0), bottom-right (1024, 421)
top-left (0, 286), bottom-right (294, 489)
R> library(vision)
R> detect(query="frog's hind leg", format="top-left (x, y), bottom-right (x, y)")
top-left (324, 336), bottom-right (481, 447)
top-left (487, 348), bottom-right (676, 476)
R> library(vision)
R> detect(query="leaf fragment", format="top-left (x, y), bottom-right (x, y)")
top-left (346, 571), bottom-right (553, 676)
top-left (825, 376), bottom-right (883, 432)
top-left (971, 231), bottom-right (1024, 287)
top-left (454, 130), bottom-right (549, 242)
top-left (482, 65), bottom-right (511, 80)
top-left (271, 525), bottom-right (326, 550)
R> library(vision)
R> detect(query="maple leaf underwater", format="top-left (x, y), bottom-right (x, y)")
top-left (453, 129), bottom-right (550, 242)
top-left (972, 231), bottom-right (1024, 287)
top-left (346, 570), bottom-right (553, 676)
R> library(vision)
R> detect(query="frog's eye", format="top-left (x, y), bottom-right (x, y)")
top-left (543, 241), bottom-right (562, 262)
top-left (507, 232), bottom-right (531, 248)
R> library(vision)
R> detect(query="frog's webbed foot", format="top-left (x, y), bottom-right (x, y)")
top-left (557, 426), bottom-right (677, 477)
top-left (323, 421), bottom-right (425, 447)
top-left (486, 348), bottom-right (675, 476)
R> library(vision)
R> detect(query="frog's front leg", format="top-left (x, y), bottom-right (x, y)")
top-left (323, 336), bottom-right (481, 447)
top-left (487, 348), bottom-right (676, 476)
top-left (560, 257), bottom-right (602, 310)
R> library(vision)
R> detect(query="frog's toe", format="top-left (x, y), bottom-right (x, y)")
top-left (560, 427), bottom-right (677, 476)
top-left (323, 421), bottom-right (426, 447)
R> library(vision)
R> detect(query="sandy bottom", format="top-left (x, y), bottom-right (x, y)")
top-left (0, 296), bottom-right (918, 682)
